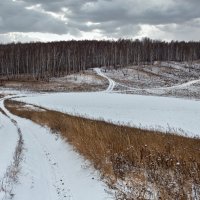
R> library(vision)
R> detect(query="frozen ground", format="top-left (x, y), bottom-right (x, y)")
top-left (94, 68), bottom-right (116, 92)
top-left (0, 108), bottom-right (19, 199)
top-left (102, 61), bottom-right (200, 99)
top-left (0, 70), bottom-right (107, 92)
top-left (1, 61), bottom-right (200, 199)
top-left (17, 92), bottom-right (200, 138)
top-left (14, 64), bottom-right (200, 138)
top-left (0, 96), bottom-right (112, 200)
top-left (1, 61), bottom-right (200, 99)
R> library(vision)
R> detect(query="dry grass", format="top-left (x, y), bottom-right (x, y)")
top-left (5, 99), bottom-right (200, 199)
top-left (0, 79), bottom-right (106, 92)
top-left (0, 71), bottom-right (107, 92)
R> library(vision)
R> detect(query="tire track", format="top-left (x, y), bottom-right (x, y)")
top-left (0, 98), bottom-right (24, 200)
top-left (29, 131), bottom-right (73, 200)
top-left (94, 68), bottom-right (116, 92)
top-left (1, 97), bottom-right (72, 200)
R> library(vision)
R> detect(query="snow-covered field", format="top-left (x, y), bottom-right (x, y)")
top-left (17, 92), bottom-right (200, 138)
top-left (14, 66), bottom-right (200, 138)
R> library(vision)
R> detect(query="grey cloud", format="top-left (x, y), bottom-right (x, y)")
top-left (23, 0), bottom-right (98, 12)
top-left (0, 0), bottom-right (68, 34)
top-left (75, 0), bottom-right (200, 24)
top-left (0, 0), bottom-right (200, 41)
top-left (25, 0), bottom-right (200, 24)
top-left (0, 32), bottom-right (41, 44)
top-left (157, 19), bottom-right (200, 41)
top-left (33, 0), bottom-right (200, 38)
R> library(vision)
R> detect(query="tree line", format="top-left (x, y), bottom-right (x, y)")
top-left (0, 38), bottom-right (200, 80)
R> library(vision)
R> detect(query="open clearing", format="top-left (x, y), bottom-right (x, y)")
top-left (0, 61), bottom-right (200, 199)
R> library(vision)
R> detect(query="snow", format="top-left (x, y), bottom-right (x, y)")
top-left (94, 68), bottom-right (116, 92)
top-left (1, 63), bottom-right (200, 199)
top-left (22, 104), bottom-right (45, 112)
top-left (0, 89), bottom-right (25, 95)
top-left (141, 78), bottom-right (200, 96)
top-left (0, 97), bottom-right (112, 200)
top-left (13, 68), bottom-right (200, 138)
top-left (17, 92), bottom-right (200, 137)
top-left (51, 72), bottom-right (104, 85)
top-left (12, 119), bottom-right (110, 200)
top-left (0, 104), bottom-right (18, 188)
top-left (101, 62), bottom-right (200, 99)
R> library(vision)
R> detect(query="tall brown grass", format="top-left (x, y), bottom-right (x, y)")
top-left (5, 99), bottom-right (200, 199)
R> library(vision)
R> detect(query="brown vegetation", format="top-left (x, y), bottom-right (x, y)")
top-left (5, 99), bottom-right (200, 199)
top-left (0, 71), bottom-right (107, 92)
top-left (0, 80), bottom-right (106, 92)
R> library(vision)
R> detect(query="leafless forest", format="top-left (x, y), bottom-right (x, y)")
top-left (0, 38), bottom-right (200, 80)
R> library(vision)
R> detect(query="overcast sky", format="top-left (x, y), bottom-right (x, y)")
top-left (0, 0), bottom-right (200, 43)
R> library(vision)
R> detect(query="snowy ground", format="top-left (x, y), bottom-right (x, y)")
top-left (0, 108), bottom-right (19, 199)
top-left (14, 66), bottom-right (200, 138)
top-left (0, 70), bottom-right (107, 92)
top-left (1, 61), bottom-right (200, 199)
top-left (1, 61), bottom-right (200, 99)
top-left (0, 97), bottom-right (112, 200)
top-left (102, 61), bottom-right (200, 99)
top-left (16, 91), bottom-right (200, 138)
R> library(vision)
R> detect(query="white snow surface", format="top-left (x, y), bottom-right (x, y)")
top-left (22, 104), bottom-right (46, 112)
top-left (0, 106), bottom-right (18, 185)
top-left (15, 68), bottom-right (200, 138)
top-left (0, 97), bottom-right (112, 200)
top-left (94, 68), bottom-right (116, 92)
top-left (17, 92), bottom-right (200, 137)
top-left (0, 69), bottom-right (116, 200)
top-left (52, 73), bottom-right (103, 85)
top-left (1, 66), bottom-right (200, 199)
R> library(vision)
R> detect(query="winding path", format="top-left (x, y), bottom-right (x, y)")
top-left (0, 97), bottom-right (23, 199)
top-left (94, 68), bottom-right (116, 92)
top-left (94, 67), bottom-right (200, 95)
top-left (0, 97), bottom-right (111, 200)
